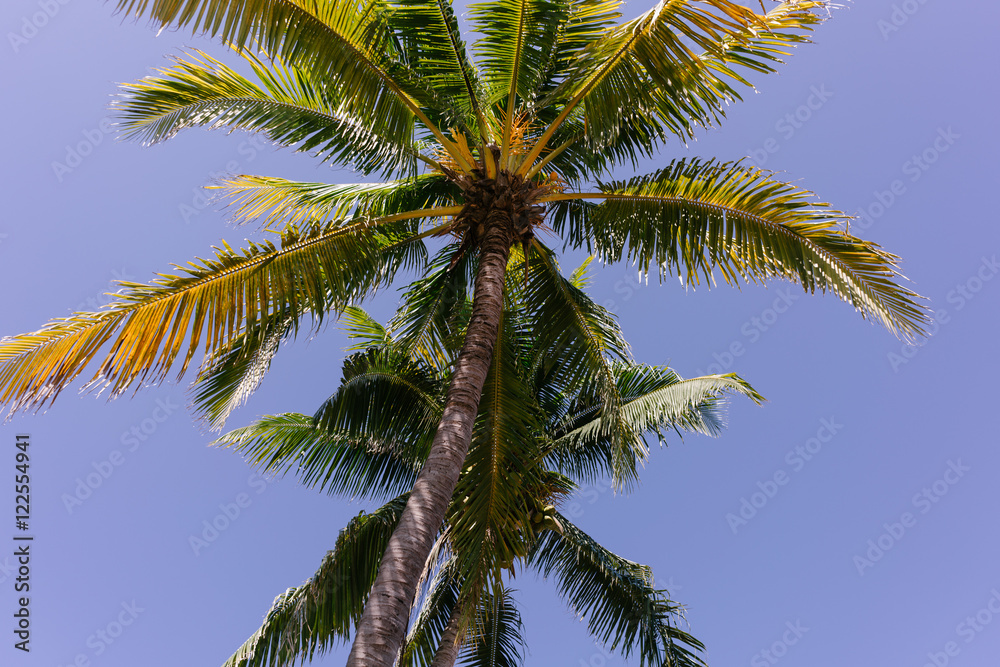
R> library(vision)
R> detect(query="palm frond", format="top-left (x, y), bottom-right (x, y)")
top-left (448, 306), bottom-right (541, 597)
top-left (617, 369), bottom-right (763, 437)
top-left (522, 243), bottom-right (630, 392)
top-left (400, 558), bottom-right (463, 667)
top-left (116, 50), bottom-right (428, 177)
top-left (526, 0), bottom-right (623, 101)
top-left (458, 583), bottom-right (526, 667)
top-left (538, 114), bottom-right (660, 183)
top-left (547, 158), bottom-right (929, 340)
top-left (114, 0), bottom-right (468, 158)
top-left (505, 0), bottom-right (623, 182)
top-left (315, 346), bottom-right (444, 454)
top-left (215, 173), bottom-right (461, 229)
top-left (340, 306), bottom-right (393, 351)
top-left (212, 412), bottom-right (421, 501)
top-left (520, 243), bottom-right (639, 487)
top-left (703, 1), bottom-right (828, 82)
top-left (528, 513), bottom-right (706, 667)
top-left (390, 244), bottom-right (474, 370)
top-left (568, 255), bottom-right (596, 289)
top-left (522, 0), bottom-right (828, 172)
top-left (190, 314), bottom-right (295, 431)
top-left (391, 0), bottom-right (489, 139)
top-left (547, 368), bottom-right (762, 485)
top-left (221, 496), bottom-right (408, 667)
top-left (0, 216), bottom-right (429, 413)
top-left (211, 342), bottom-right (443, 499)
top-left (468, 0), bottom-right (561, 157)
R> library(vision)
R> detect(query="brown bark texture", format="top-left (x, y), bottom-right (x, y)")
top-left (428, 602), bottom-right (464, 667)
top-left (346, 205), bottom-right (513, 667)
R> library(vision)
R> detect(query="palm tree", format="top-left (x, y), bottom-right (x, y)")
top-left (0, 1), bottom-right (928, 664)
top-left (206, 256), bottom-right (762, 667)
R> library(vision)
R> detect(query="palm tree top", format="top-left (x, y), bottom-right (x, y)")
top-left (0, 0), bottom-right (926, 416)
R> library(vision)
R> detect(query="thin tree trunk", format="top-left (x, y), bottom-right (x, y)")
top-left (347, 206), bottom-right (513, 667)
top-left (428, 601), bottom-right (463, 667)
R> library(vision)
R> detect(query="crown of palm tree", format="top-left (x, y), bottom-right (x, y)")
top-left (208, 256), bottom-right (761, 667)
top-left (0, 0), bottom-right (926, 414)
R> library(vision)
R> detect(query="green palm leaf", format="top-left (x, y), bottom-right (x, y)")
top-left (458, 583), bottom-right (526, 667)
top-left (468, 0), bottom-right (561, 158)
top-left (390, 245), bottom-right (475, 370)
top-left (547, 158), bottom-right (929, 340)
top-left (547, 368), bottom-right (762, 486)
top-left (470, 0), bottom-right (550, 101)
top-left (522, 245), bottom-right (629, 393)
top-left (190, 314), bottom-right (295, 431)
top-left (530, 2), bottom-right (828, 182)
top-left (221, 496), bottom-right (408, 667)
top-left (213, 346), bottom-right (443, 500)
top-left (400, 557), bottom-right (462, 667)
top-left (340, 306), bottom-right (394, 351)
top-left (703, 1), bottom-right (825, 81)
top-left (213, 412), bottom-right (421, 501)
top-left (520, 245), bottom-right (638, 485)
top-left (616, 369), bottom-right (763, 437)
top-left (117, 1), bottom-right (429, 127)
top-left (391, 0), bottom-right (489, 138)
top-left (116, 51), bottom-right (429, 177)
top-left (528, 513), bottom-right (706, 667)
top-left (527, 0), bottom-right (623, 100)
top-left (314, 346), bottom-right (444, 452)
top-left (448, 306), bottom-right (541, 596)
top-left (522, 0), bottom-right (827, 172)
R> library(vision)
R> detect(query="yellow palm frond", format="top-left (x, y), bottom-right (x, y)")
top-left (0, 210), bottom-right (456, 413)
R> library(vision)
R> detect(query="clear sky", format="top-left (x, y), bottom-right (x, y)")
top-left (2, 1), bottom-right (999, 666)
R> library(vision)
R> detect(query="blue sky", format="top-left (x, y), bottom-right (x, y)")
top-left (2, 1), bottom-right (999, 666)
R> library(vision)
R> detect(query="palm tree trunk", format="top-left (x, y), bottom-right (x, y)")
top-left (347, 206), bottom-right (513, 667)
top-left (429, 602), bottom-right (463, 667)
